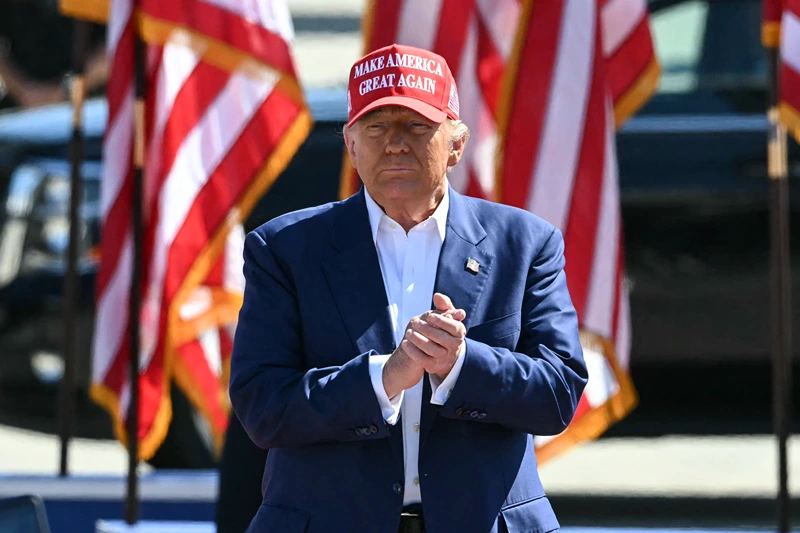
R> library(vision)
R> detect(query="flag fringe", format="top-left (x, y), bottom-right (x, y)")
top-left (534, 330), bottom-right (638, 465)
top-left (613, 58), bottom-right (661, 129)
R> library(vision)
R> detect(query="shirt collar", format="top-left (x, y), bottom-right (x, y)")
top-left (364, 184), bottom-right (449, 243)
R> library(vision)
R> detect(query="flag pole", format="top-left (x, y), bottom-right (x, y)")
top-left (767, 42), bottom-right (792, 533)
top-left (59, 19), bottom-right (91, 478)
top-left (126, 22), bottom-right (147, 526)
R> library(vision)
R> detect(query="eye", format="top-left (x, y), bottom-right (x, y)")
top-left (410, 122), bottom-right (431, 131)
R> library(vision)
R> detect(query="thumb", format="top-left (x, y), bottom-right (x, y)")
top-left (433, 293), bottom-right (455, 312)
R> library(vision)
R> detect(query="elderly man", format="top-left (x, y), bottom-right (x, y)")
top-left (229, 43), bottom-right (588, 533)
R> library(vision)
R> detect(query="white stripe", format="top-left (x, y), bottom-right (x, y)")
top-left (91, 232), bottom-right (133, 383)
top-left (107, 0), bottom-right (132, 56)
top-left (476, 0), bottom-right (521, 60)
top-left (198, 328), bottom-right (223, 377)
top-left (395, 0), bottom-right (444, 52)
top-left (447, 15), bottom-right (480, 194)
top-left (615, 274), bottom-right (631, 370)
top-left (0, 473), bottom-right (218, 501)
top-left (224, 224), bottom-right (246, 294)
top-left (139, 65), bottom-right (277, 370)
top-left (602, 0), bottom-right (646, 57)
top-left (100, 88), bottom-right (134, 220)
top-left (583, 346), bottom-right (618, 407)
top-left (203, 0), bottom-right (296, 43)
top-left (459, 15), bottom-right (500, 199)
top-left (583, 102), bottom-right (619, 337)
top-left (527, 0), bottom-right (595, 230)
top-left (782, 10), bottom-right (800, 73)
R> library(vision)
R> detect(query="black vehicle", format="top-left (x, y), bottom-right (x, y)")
top-left (0, 0), bottom-right (797, 467)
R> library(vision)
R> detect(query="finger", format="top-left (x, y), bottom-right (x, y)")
top-left (411, 319), bottom-right (461, 351)
top-left (426, 312), bottom-right (467, 338)
top-left (407, 329), bottom-right (448, 359)
top-left (441, 308), bottom-right (466, 322)
top-left (433, 293), bottom-right (455, 312)
top-left (400, 339), bottom-right (435, 370)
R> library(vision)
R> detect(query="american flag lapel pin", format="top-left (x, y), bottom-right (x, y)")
top-left (465, 257), bottom-right (480, 275)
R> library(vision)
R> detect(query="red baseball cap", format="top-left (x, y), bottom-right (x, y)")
top-left (346, 43), bottom-right (460, 128)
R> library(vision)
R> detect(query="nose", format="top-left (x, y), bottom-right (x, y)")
top-left (385, 127), bottom-right (410, 154)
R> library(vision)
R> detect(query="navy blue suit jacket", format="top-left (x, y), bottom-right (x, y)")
top-left (229, 186), bottom-right (588, 533)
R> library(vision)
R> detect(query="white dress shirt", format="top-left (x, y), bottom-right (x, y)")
top-left (364, 186), bottom-right (467, 506)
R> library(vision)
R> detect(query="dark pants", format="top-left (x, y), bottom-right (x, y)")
top-left (215, 412), bottom-right (268, 533)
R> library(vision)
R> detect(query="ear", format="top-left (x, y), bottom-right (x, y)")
top-left (344, 128), bottom-right (358, 168)
top-left (448, 135), bottom-right (467, 168)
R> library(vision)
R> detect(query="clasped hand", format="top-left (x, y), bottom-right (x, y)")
top-left (382, 293), bottom-right (467, 399)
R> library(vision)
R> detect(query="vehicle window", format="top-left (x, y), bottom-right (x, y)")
top-left (650, 0), bottom-right (765, 94)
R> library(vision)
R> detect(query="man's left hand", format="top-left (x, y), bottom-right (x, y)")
top-left (407, 293), bottom-right (466, 381)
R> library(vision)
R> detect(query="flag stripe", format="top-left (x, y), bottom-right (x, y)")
top-left (368, 0), bottom-right (404, 50)
top-left (527, 0), bottom-right (595, 230)
top-left (602, 0), bottom-right (647, 56)
top-left (397, 0), bottom-right (444, 53)
top-left (141, 0), bottom-right (297, 75)
top-left (605, 18), bottom-right (655, 105)
top-left (497, 0), bottom-right (565, 207)
top-left (562, 20), bottom-right (607, 320)
top-left (432, 0), bottom-right (475, 78)
top-left (583, 103), bottom-right (621, 338)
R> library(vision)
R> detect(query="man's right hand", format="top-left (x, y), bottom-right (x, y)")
top-left (382, 303), bottom-right (466, 399)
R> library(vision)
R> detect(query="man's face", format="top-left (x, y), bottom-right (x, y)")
top-left (345, 106), bottom-right (464, 206)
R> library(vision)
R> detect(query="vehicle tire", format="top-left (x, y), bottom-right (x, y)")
top-left (146, 383), bottom-right (218, 469)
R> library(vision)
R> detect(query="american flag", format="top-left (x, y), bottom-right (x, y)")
top-left (340, 0), bottom-right (659, 462)
top-left (61, 0), bottom-right (311, 458)
top-left (764, 0), bottom-right (800, 143)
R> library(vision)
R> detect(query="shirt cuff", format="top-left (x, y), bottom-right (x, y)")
top-left (369, 354), bottom-right (403, 425)
top-left (429, 343), bottom-right (466, 406)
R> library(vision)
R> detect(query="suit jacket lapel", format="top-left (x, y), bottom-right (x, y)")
top-left (420, 186), bottom-right (494, 450)
top-left (321, 190), bottom-right (395, 357)
top-left (320, 190), bottom-right (404, 472)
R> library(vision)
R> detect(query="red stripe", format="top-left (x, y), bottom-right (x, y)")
top-left (475, 13), bottom-right (504, 116)
top-left (141, 0), bottom-right (296, 76)
top-left (102, 325), bottom-right (130, 393)
top-left (177, 339), bottom-right (229, 431)
top-left (499, 0), bottom-right (565, 208)
top-left (562, 25), bottom-right (607, 322)
top-left (573, 393), bottom-right (592, 418)
top-left (433, 0), bottom-right (475, 78)
top-left (95, 174), bottom-right (132, 295)
top-left (105, 23), bottom-right (135, 133)
top-left (162, 91), bottom-right (303, 302)
top-left (781, 61), bottom-right (800, 111)
top-left (219, 327), bottom-right (234, 358)
top-left (369, 0), bottom-right (404, 50)
top-left (141, 91), bottom-right (303, 391)
top-left (764, 0), bottom-right (782, 25)
top-left (605, 19), bottom-right (654, 105)
top-left (141, 63), bottom-right (230, 292)
top-left (464, 169), bottom-right (485, 199)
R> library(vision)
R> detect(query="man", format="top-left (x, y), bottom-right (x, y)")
top-left (229, 43), bottom-right (588, 533)
top-left (0, 0), bottom-right (107, 111)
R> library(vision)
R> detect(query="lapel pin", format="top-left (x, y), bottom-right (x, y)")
top-left (465, 257), bottom-right (480, 275)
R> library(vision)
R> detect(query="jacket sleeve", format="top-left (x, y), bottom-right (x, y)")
top-left (439, 227), bottom-right (589, 436)
top-left (229, 230), bottom-right (391, 449)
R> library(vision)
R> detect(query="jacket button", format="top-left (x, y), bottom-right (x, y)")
top-left (348, 429), bottom-right (356, 437)
top-left (470, 411), bottom-right (480, 418)
top-left (478, 412), bottom-right (486, 419)
top-left (393, 482), bottom-right (402, 494)
top-left (369, 424), bottom-right (378, 434)
top-left (455, 408), bottom-right (464, 416)
top-left (355, 428), bottom-right (364, 436)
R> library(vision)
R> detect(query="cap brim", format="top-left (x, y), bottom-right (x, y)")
top-left (346, 96), bottom-right (447, 128)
